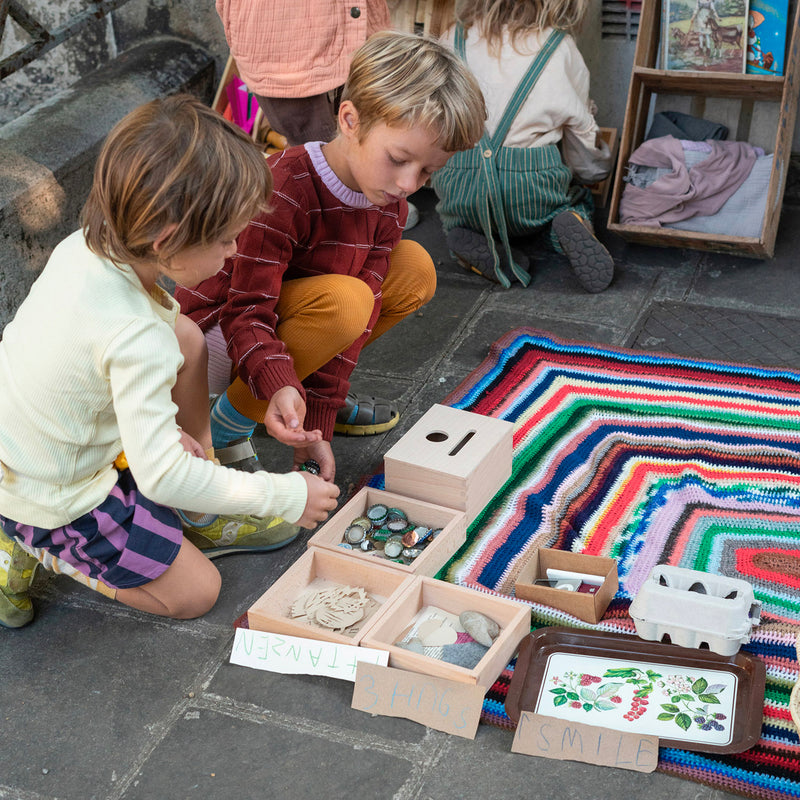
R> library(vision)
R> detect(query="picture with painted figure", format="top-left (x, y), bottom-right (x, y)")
top-left (664, 0), bottom-right (748, 71)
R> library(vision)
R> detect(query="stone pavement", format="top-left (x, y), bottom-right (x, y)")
top-left (3, 185), bottom-right (800, 800)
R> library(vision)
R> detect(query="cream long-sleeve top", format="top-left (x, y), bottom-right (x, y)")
top-left (441, 25), bottom-right (599, 151)
top-left (0, 231), bottom-right (307, 529)
top-left (215, 0), bottom-right (391, 97)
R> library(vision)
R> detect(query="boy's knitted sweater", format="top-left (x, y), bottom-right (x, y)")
top-left (176, 142), bottom-right (406, 439)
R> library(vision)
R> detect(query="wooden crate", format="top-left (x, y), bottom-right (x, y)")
top-left (607, 0), bottom-right (800, 258)
top-left (384, 404), bottom-right (513, 526)
top-left (247, 548), bottom-right (412, 645)
top-left (361, 576), bottom-right (531, 687)
top-left (306, 486), bottom-right (467, 577)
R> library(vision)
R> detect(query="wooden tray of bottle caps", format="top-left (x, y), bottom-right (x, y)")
top-left (362, 576), bottom-right (531, 687)
top-left (306, 486), bottom-right (467, 577)
top-left (247, 547), bottom-right (414, 646)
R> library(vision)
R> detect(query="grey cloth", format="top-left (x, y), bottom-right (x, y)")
top-left (619, 135), bottom-right (758, 227)
top-left (646, 110), bottom-right (728, 142)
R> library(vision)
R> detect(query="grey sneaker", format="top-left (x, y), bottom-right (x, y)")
top-left (183, 513), bottom-right (300, 559)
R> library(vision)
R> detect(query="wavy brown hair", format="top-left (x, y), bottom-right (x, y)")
top-left (457, 0), bottom-right (589, 54)
top-left (82, 94), bottom-right (271, 265)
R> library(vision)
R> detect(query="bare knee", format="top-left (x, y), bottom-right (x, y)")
top-left (175, 313), bottom-right (208, 372)
top-left (168, 560), bottom-right (221, 619)
top-left (116, 542), bottom-right (222, 619)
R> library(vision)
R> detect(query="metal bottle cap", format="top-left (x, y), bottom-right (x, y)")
top-left (383, 537), bottom-right (404, 559)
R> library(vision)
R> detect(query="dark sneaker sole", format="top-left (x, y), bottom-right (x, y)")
top-left (447, 227), bottom-right (530, 285)
top-left (447, 227), bottom-right (500, 282)
top-left (552, 212), bottom-right (614, 293)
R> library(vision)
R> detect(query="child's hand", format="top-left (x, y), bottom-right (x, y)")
top-left (294, 440), bottom-right (336, 482)
top-left (178, 428), bottom-right (207, 459)
top-left (264, 386), bottom-right (323, 446)
top-left (296, 471), bottom-right (340, 528)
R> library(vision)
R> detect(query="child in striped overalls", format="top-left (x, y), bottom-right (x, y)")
top-left (431, 0), bottom-right (614, 293)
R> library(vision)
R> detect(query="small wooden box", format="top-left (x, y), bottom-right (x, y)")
top-left (306, 486), bottom-right (467, 576)
top-left (362, 576), bottom-right (531, 687)
top-left (383, 404), bottom-right (514, 526)
top-left (514, 549), bottom-right (619, 624)
top-left (247, 548), bottom-right (412, 645)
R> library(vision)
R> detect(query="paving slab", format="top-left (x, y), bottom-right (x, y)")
top-left (8, 154), bottom-right (800, 800)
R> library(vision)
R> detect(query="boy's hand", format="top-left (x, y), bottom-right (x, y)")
top-left (294, 440), bottom-right (336, 483)
top-left (264, 386), bottom-right (323, 446)
top-left (296, 471), bottom-right (340, 528)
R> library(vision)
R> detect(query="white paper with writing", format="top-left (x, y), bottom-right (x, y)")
top-left (230, 628), bottom-right (388, 681)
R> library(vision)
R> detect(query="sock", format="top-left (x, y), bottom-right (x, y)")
top-left (210, 390), bottom-right (256, 448)
top-left (177, 509), bottom-right (217, 528)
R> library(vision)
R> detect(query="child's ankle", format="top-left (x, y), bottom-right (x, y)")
top-left (209, 392), bottom-right (256, 448)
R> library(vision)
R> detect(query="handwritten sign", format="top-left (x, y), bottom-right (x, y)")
top-left (351, 662), bottom-right (484, 739)
top-left (512, 712), bottom-right (658, 772)
top-left (230, 628), bottom-right (388, 681)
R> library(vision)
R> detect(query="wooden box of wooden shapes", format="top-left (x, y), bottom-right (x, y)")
top-left (361, 576), bottom-right (531, 687)
top-left (306, 486), bottom-right (467, 577)
top-left (247, 548), bottom-right (413, 645)
top-left (383, 404), bottom-right (514, 526)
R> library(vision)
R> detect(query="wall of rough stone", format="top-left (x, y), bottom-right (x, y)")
top-left (0, 0), bottom-right (228, 124)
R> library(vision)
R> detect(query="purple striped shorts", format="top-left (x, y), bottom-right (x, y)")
top-left (0, 469), bottom-right (183, 590)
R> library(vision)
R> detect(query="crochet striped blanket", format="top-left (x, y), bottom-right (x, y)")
top-left (387, 328), bottom-right (800, 799)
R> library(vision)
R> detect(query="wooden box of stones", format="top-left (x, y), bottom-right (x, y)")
top-left (362, 576), bottom-right (531, 687)
top-left (306, 487), bottom-right (467, 577)
top-left (247, 548), bottom-right (413, 645)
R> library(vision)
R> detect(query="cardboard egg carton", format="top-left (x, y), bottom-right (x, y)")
top-left (629, 565), bottom-right (762, 656)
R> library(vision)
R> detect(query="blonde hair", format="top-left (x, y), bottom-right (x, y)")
top-left (82, 94), bottom-right (272, 265)
top-left (341, 30), bottom-right (486, 152)
top-left (457, 0), bottom-right (589, 53)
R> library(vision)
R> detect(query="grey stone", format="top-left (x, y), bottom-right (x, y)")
top-left (460, 610), bottom-right (500, 647)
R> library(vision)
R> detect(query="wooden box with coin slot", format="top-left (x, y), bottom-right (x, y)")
top-left (383, 404), bottom-right (514, 526)
top-left (361, 576), bottom-right (530, 687)
top-left (246, 547), bottom-right (413, 645)
top-left (306, 486), bottom-right (467, 577)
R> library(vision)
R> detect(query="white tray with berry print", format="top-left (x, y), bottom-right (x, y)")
top-left (505, 628), bottom-right (765, 753)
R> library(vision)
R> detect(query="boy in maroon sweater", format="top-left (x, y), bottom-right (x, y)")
top-left (176, 31), bottom-right (485, 482)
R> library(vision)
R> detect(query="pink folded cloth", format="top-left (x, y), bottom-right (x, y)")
top-left (620, 135), bottom-right (758, 227)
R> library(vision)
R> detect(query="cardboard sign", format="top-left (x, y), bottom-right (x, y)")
top-left (351, 662), bottom-right (484, 739)
top-left (230, 628), bottom-right (388, 681)
top-left (511, 712), bottom-right (659, 772)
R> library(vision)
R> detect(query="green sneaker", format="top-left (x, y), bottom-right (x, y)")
top-left (183, 514), bottom-right (300, 559)
top-left (0, 527), bottom-right (38, 629)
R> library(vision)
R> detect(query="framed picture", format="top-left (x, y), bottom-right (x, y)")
top-left (746, 0), bottom-right (790, 75)
top-left (664, 0), bottom-right (749, 72)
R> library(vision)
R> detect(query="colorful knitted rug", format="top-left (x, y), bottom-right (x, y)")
top-left (369, 328), bottom-right (800, 799)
